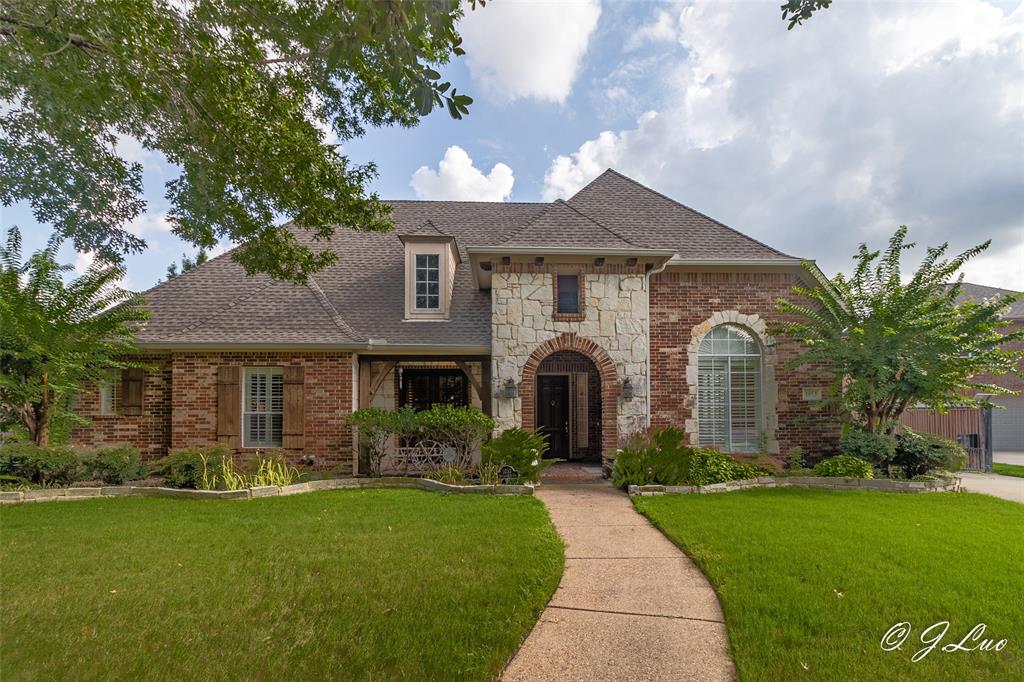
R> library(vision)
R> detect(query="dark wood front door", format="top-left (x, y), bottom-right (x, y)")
top-left (537, 375), bottom-right (570, 459)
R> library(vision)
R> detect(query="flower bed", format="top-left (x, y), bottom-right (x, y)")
top-left (628, 474), bottom-right (960, 497)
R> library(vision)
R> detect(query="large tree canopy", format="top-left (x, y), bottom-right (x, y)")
top-left (773, 227), bottom-right (1024, 434)
top-left (0, 227), bottom-right (149, 446)
top-left (0, 1), bottom-right (478, 282)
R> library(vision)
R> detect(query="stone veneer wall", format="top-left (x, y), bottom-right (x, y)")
top-left (649, 269), bottom-right (840, 458)
top-left (490, 269), bottom-right (650, 458)
top-left (71, 354), bottom-right (172, 460)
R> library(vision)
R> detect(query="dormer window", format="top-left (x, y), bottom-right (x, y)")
top-left (415, 254), bottom-right (441, 310)
top-left (400, 222), bottom-right (460, 320)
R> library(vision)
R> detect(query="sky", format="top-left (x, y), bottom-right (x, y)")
top-left (2, 0), bottom-right (1022, 292)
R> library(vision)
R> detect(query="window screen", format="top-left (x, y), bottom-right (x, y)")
top-left (697, 325), bottom-right (762, 452)
top-left (400, 369), bottom-right (468, 412)
top-left (557, 274), bottom-right (580, 313)
top-left (243, 367), bottom-right (284, 447)
top-left (414, 254), bottom-right (441, 310)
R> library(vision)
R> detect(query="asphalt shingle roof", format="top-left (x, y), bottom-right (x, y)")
top-left (948, 282), bottom-right (1024, 319)
top-left (135, 169), bottom-right (801, 347)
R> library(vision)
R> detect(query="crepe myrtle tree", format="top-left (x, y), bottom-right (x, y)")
top-left (772, 226), bottom-right (1024, 434)
top-left (0, 0), bottom-right (482, 283)
top-left (0, 228), bottom-right (149, 446)
top-left (780, 0), bottom-right (833, 30)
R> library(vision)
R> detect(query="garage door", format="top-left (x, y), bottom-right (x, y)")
top-left (992, 396), bottom-right (1024, 451)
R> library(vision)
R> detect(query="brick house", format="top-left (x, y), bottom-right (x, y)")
top-left (71, 170), bottom-right (840, 472)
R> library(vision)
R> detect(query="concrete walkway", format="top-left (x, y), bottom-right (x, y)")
top-left (958, 472), bottom-right (1024, 504)
top-left (503, 484), bottom-right (735, 681)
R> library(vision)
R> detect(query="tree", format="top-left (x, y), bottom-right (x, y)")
top-left (1, 1), bottom-right (480, 282)
top-left (0, 227), bottom-right (149, 445)
top-left (772, 226), bottom-right (1024, 434)
top-left (165, 248), bottom-right (208, 280)
top-left (781, 0), bottom-right (833, 30)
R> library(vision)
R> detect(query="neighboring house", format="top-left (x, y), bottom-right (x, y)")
top-left (899, 283), bottom-right (1024, 459)
top-left (70, 170), bottom-right (839, 472)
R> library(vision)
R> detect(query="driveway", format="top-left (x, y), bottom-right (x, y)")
top-left (502, 484), bottom-right (735, 681)
top-left (994, 450), bottom-right (1024, 466)
top-left (958, 472), bottom-right (1024, 504)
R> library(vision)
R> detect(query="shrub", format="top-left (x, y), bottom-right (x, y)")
top-left (839, 428), bottom-right (897, 466)
top-left (475, 462), bottom-right (502, 485)
top-left (786, 446), bottom-right (804, 470)
top-left (415, 405), bottom-right (494, 470)
top-left (347, 407), bottom-right (416, 477)
top-left (689, 449), bottom-right (762, 486)
top-left (151, 445), bottom-right (228, 489)
top-left (480, 427), bottom-right (552, 483)
top-left (0, 440), bottom-right (80, 485)
top-left (81, 444), bottom-right (147, 484)
top-left (813, 455), bottom-right (874, 478)
top-left (892, 430), bottom-right (967, 477)
top-left (248, 453), bottom-right (301, 488)
top-left (425, 464), bottom-right (464, 485)
top-left (611, 426), bottom-right (695, 490)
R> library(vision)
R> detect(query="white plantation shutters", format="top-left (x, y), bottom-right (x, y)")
top-left (697, 325), bottom-right (762, 452)
top-left (244, 368), bottom-right (284, 448)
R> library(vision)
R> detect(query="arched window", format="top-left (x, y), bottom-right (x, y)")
top-left (697, 325), bottom-right (762, 452)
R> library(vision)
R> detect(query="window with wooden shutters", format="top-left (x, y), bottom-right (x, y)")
top-left (282, 366), bottom-right (305, 449)
top-left (697, 325), bottom-right (762, 452)
top-left (120, 368), bottom-right (144, 416)
top-left (243, 367), bottom-right (284, 448)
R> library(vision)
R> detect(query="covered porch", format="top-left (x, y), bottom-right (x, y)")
top-left (355, 355), bottom-right (491, 474)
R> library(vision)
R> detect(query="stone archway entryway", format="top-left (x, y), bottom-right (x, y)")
top-left (520, 333), bottom-right (619, 464)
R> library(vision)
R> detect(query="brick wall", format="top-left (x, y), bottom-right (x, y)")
top-left (649, 269), bottom-right (840, 459)
top-left (70, 354), bottom-right (172, 460)
top-left (72, 351), bottom-right (356, 471)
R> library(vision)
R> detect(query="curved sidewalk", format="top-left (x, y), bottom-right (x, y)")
top-left (503, 484), bottom-right (735, 681)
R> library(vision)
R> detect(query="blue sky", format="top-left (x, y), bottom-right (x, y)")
top-left (3, 0), bottom-right (1022, 291)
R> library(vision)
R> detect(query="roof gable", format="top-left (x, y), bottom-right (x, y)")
top-left (499, 200), bottom-right (642, 250)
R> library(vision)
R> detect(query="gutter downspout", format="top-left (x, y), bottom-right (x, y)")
top-left (644, 259), bottom-right (672, 430)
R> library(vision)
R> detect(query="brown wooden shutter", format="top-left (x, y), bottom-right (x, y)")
top-left (572, 372), bottom-right (588, 449)
top-left (216, 366), bottom-right (241, 448)
top-left (282, 365), bottom-right (305, 449)
top-left (120, 368), bottom-right (144, 416)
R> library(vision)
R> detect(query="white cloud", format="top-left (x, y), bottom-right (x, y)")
top-left (459, 0), bottom-right (602, 104)
top-left (411, 146), bottom-right (515, 201)
top-left (543, 0), bottom-right (1024, 288)
top-left (125, 211), bottom-right (173, 238)
top-left (626, 9), bottom-right (679, 50)
top-left (73, 250), bottom-right (95, 275)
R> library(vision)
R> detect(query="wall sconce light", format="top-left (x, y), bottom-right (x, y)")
top-left (503, 378), bottom-right (518, 399)
top-left (621, 378), bottom-right (634, 401)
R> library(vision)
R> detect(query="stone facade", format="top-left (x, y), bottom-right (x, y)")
top-left (649, 269), bottom-right (840, 458)
top-left (490, 268), bottom-right (650, 459)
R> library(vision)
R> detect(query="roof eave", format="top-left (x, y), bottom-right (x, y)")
top-left (468, 246), bottom-right (675, 257)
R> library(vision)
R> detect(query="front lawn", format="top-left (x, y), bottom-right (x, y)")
top-left (0, 490), bottom-right (563, 681)
top-left (993, 462), bottom-right (1024, 478)
top-left (635, 489), bottom-right (1023, 681)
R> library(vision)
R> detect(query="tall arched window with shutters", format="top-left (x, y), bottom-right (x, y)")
top-left (697, 325), bottom-right (763, 453)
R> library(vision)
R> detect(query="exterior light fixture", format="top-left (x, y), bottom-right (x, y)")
top-left (503, 378), bottom-right (518, 399)
top-left (621, 378), bottom-right (635, 401)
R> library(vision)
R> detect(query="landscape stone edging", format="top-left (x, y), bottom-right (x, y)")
top-left (0, 477), bottom-right (534, 505)
top-left (628, 475), bottom-right (961, 497)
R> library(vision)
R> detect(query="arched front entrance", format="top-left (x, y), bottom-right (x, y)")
top-left (521, 333), bottom-right (619, 461)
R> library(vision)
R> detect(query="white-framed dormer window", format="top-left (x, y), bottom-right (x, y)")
top-left (414, 253), bottom-right (441, 310)
top-left (243, 367), bottom-right (283, 448)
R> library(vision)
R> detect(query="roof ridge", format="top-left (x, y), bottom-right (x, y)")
top-left (556, 199), bottom-right (647, 248)
top-left (386, 199), bottom-right (548, 206)
top-left (306, 274), bottom-right (363, 341)
top-left (590, 169), bottom-right (796, 259)
top-left (163, 277), bottom-right (280, 340)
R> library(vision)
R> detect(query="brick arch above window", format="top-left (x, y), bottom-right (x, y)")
top-left (684, 312), bottom-right (780, 453)
top-left (520, 333), bottom-right (620, 458)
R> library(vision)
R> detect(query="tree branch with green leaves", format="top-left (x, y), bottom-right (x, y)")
top-left (0, 227), bottom-right (150, 445)
top-left (1, 0), bottom-right (482, 282)
top-left (771, 226), bottom-right (1023, 433)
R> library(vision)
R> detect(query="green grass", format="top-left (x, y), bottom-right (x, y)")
top-left (993, 462), bottom-right (1024, 478)
top-left (0, 489), bottom-right (563, 681)
top-left (635, 489), bottom-right (1023, 681)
